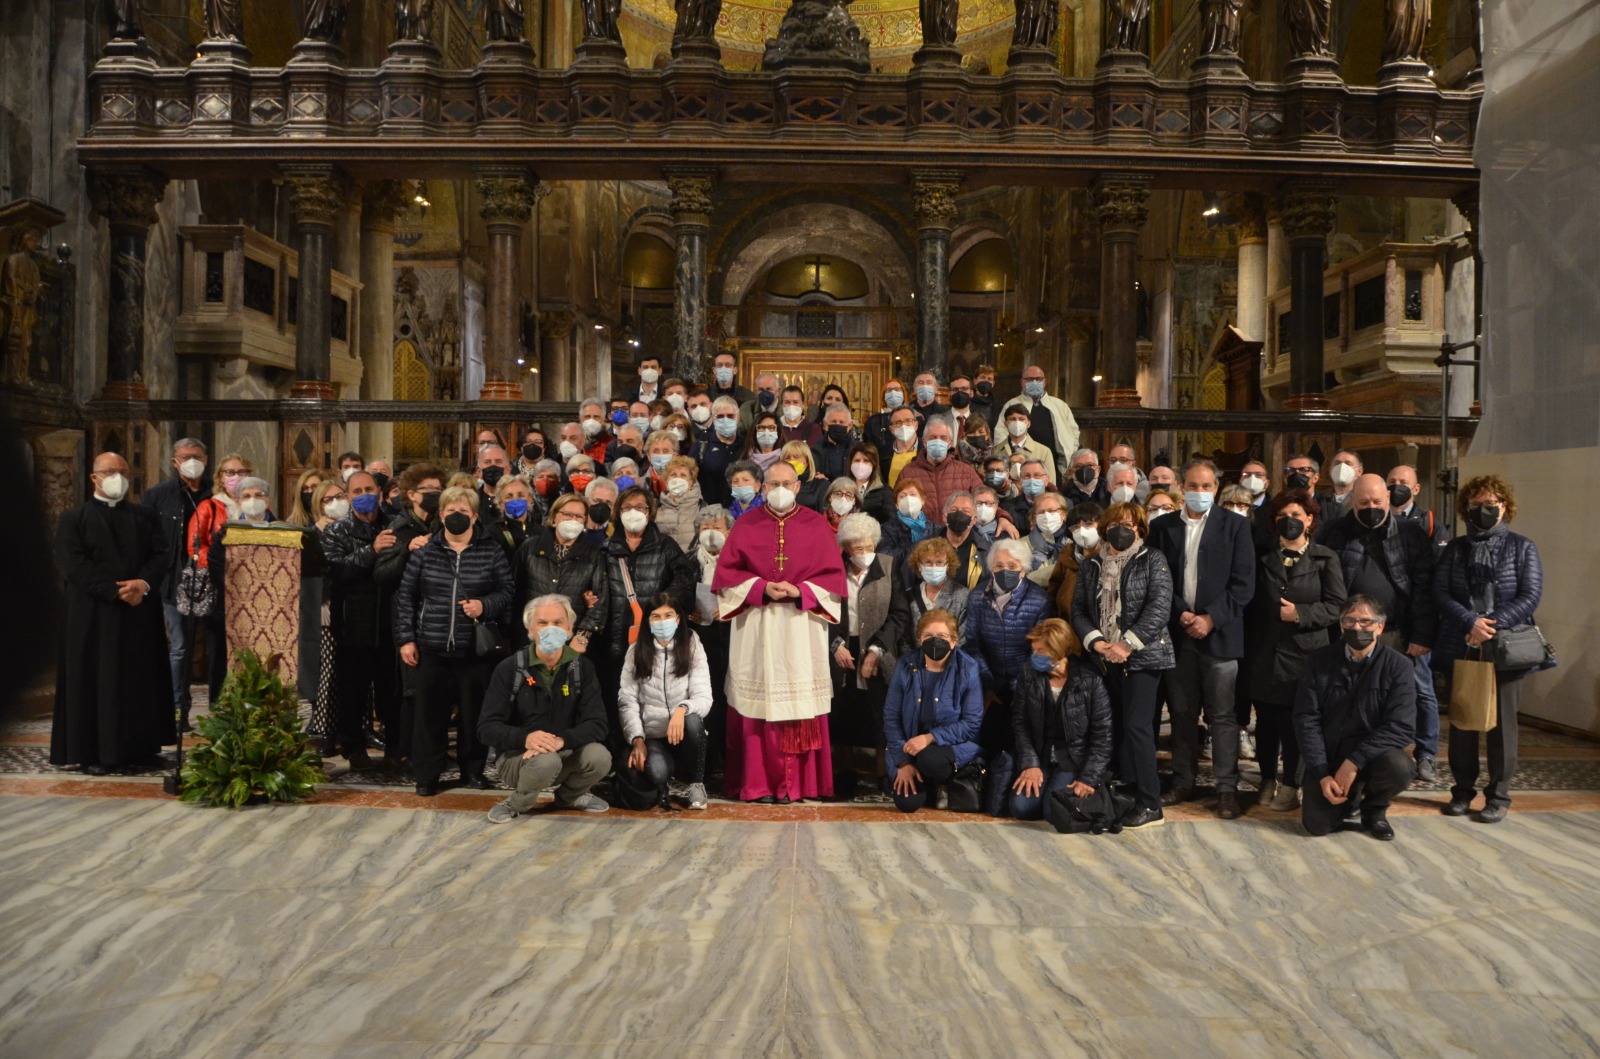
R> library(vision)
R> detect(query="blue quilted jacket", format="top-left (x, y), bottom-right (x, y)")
top-left (1431, 528), bottom-right (1551, 669)
top-left (962, 577), bottom-right (1056, 694)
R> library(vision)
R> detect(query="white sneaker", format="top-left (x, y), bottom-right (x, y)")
top-left (1258, 778), bottom-right (1278, 806)
top-left (1239, 730), bottom-right (1256, 761)
top-left (1269, 783), bottom-right (1300, 812)
top-left (935, 787), bottom-right (949, 811)
top-left (687, 783), bottom-right (709, 810)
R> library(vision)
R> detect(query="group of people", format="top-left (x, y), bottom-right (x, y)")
top-left (52, 351), bottom-right (1550, 839)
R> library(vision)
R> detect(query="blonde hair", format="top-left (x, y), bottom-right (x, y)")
top-left (439, 485), bottom-right (480, 514)
top-left (446, 471), bottom-right (477, 492)
top-left (909, 537), bottom-right (960, 578)
top-left (780, 440), bottom-right (813, 473)
top-left (285, 469), bottom-right (326, 527)
top-left (666, 455), bottom-right (699, 481)
top-left (545, 492), bottom-right (588, 525)
top-left (1027, 617), bottom-right (1074, 661)
top-left (213, 452), bottom-right (252, 494)
top-left (310, 478), bottom-right (345, 523)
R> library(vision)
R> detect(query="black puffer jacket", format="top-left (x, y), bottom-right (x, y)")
top-left (374, 506), bottom-right (436, 602)
top-left (603, 525), bottom-right (694, 661)
top-left (1071, 543), bottom-right (1176, 672)
top-left (393, 523), bottom-right (514, 656)
top-left (513, 526), bottom-right (610, 640)
top-left (1009, 663), bottom-right (1114, 785)
top-left (1320, 511), bottom-right (1437, 647)
top-left (321, 510), bottom-right (394, 649)
top-left (1244, 542), bottom-right (1346, 705)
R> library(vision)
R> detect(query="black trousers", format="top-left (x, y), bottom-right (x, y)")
top-left (1108, 666), bottom-right (1163, 811)
top-left (1448, 670), bottom-right (1524, 809)
top-left (893, 743), bottom-right (957, 813)
top-left (333, 638), bottom-right (396, 759)
top-left (1301, 747), bottom-right (1413, 836)
top-left (698, 619), bottom-right (731, 774)
top-left (411, 651), bottom-right (491, 786)
top-left (1254, 699), bottom-right (1300, 784)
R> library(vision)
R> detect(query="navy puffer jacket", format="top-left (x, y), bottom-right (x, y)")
top-left (1431, 528), bottom-right (1550, 669)
top-left (962, 577), bottom-right (1056, 694)
top-left (394, 523), bottom-right (514, 656)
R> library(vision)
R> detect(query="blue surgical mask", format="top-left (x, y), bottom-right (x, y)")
top-left (536, 626), bottom-right (570, 654)
top-left (884, 389), bottom-right (904, 408)
top-left (1021, 478), bottom-right (1045, 498)
top-left (756, 429), bottom-right (778, 448)
top-left (615, 475), bottom-right (636, 491)
top-left (650, 618), bottom-right (678, 642)
top-left (650, 453), bottom-right (672, 474)
top-left (715, 367), bottom-right (735, 387)
top-left (502, 498), bottom-right (529, 519)
top-left (1023, 380), bottom-right (1046, 399)
top-left (611, 409), bottom-right (629, 426)
top-left (714, 416), bottom-right (738, 439)
top-left (994, 568), bottom-right (1021, 592)
top-left (629, 416), bottom-right (650, 434)
top-left (732, 484), bottom-right (755, 504)
top-left (1185, 491), bottom-right (1214, 514)
top-left (920, 565), bottom-right (948, 587)
top-left (1030, 652), bottom-right (1056, 673)
top-left (350, 492), bottom-right (380, 515)
top-left (925, 439), bottom-right (950, 461)
top-left (915, 385), bottom-right (936, 404)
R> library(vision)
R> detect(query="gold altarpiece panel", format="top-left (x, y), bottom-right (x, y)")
top-left (739, 350), bottom-right (892, 421)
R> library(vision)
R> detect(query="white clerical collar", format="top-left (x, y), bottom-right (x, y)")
top-left (94, 494), bottom-right (122, 508)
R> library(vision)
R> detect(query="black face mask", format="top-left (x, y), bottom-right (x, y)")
top-left (826, 425), bottom-right (851, 444)
top-left (950, 391), bottom-right (971, 409)
top-left (372, 472), bottom-right (390, 494)
top-left (757, 391), bottom-right (776, 408)
top-left (300, 488), bottom-right (315, 507)
top-left (993, 569), bottom-right (1021, 592)
top-left (1276, 514), bottom-right (1306, 541)
top-left (946, 511), bottom-right (973, 535)
top-left (1073, 465), bottom-right (1098, 487)
top-left (481, 466), bottom-right (504, 488)
top-left (443, 512), bottom-right (471, 535)
top-left (522, 443), bottom-right (543, 463)
top-left (921, 637), bottom-right (952, 662)
top-left (1388, 483), bottom-right (1413, 509)
top-left (1356, 506), bottom-right (1388, 530)
top-left (419, 491), bottom-right (441, 516)
top-left (975, 380), bottom-right (993, 396)
top-left (588, 501), bottom-right (612, 525)
top-left (615, 445), bottom-right (642, 466)
top-left (1286, 471), bottom-right (1312, 491)
top-left (1467, 504), bottom-right (1501, 531)
top-left (1341, 627), bottom-right (1376, 650)
top-left (1106, 524), bottom-right (1137, 552)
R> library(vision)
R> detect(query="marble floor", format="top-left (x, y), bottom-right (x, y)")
top-left (2, 794), bottom-right (1600, 1059)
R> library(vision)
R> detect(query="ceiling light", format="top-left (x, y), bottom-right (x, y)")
top-left (594, 323), bottom-right (604, 330)
top-left (1202, 193), bottom-right (1221, 218)
top-left (1033, 325), bottom-right (1045, 333)
top-left (1091, 373), bottom-right (1103, 382)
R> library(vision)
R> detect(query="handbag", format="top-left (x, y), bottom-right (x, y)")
top-left (1449, 648), bottom-right (1499, 732)
top-left (1487, 623), bottom-right (1553, 671)
top-left (175, 532), bottom-right (215, 617)
top-left (1047, 784), bottom-right (1135, 835)
top-left (945, 759), bottom-right (986, 813)
top-left (473, 619), bottom-right (508, 660)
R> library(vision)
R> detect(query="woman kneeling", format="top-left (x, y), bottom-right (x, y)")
top-left (883, 609), bottom-right (983, 813)
top-left (1008, 618), bottom-right (1113, 821)
top-left (619, 594), bottom-right (713, 810)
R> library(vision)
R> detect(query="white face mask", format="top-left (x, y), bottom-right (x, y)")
top-left (559, 440), bottom-right (579, 460)
top-left (975, 503), bottom-right (996, 525)
top-left (581, 418), bottom-right (603, 438)
top-left (98, 472), bottom-right (128, 502)
top-left (830, 495), bottom-right (855, 516)
top-left (850, 551), bottom-right (876, 570)
top-left (1330, 463), bottom-right (1356, 487)
top-left (689, 405), bottom-right (712, 424)
top-left (1006, 419), bottom-right (1030, 439)
top-left (701, 529), bottom-right (726, 553)
top-left (1036, 511), bottom-right (1064, 535)
top-left (666, 393), bottom-right (685, 412)
top-left (556, 518), bottom-right (585, 542)
top-left (667, 477), bottom-right (690, 497)
top-left (1111, 485), bottom-right (1136, 505)
top-left (341, 466), bottom-right (358, 482)
top-left (620, 510), bottom-right (649, 534)
top-left (1071, 525), bottom-right (1099, 549)
top-left (1241, 473), bottom-right (1267, 496)
top-left (1148, 507), bottom-right (1173, 520)
top-left (781, 404), bottom-right (804, 423)
top-left (850, 461), bottom-right (873, 482)
top-left (893, 424), bottom-right (917, 444)
top-left (897, 495), bottom-right (923, 519)
top-left (640, 368), bottom-right (660, 384)
top-left (323, 497), bottom-right (350, 520)
top-left (240, 497), bottom-right (267, 519)
top-left (766, 486), bottom-right (796, 512)
top-left (177, 457), bottom-right (206, 481)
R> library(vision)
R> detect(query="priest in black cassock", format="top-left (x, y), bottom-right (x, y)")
top-left (51, 452), bottom-right (175, 773)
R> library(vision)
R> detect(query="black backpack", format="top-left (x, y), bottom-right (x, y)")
top-left (1047, 784), bottom-right (1135, 835)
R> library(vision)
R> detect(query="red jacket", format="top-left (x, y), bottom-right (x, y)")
top-left (896, 455), bottom-right (984, 520)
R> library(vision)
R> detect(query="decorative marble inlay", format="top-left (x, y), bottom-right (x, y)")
top-left (857, 101), bottom-right (907, 126)
top-left (100, 92), bottom-right (137, 121)
top-left (1207, 105), bottom-right (1240, 130)
top-left (250, 95), bottom-right (286, 124)
top-left (1156, 108), bottom-right (1189, 133)
top-left (346, 96), bottom-right (381, 124)
top-left (1250, 109), bottom-right (1284, 137)
top-left (726, 98), bottom-right (774, 124)
top-left (195, 93), bottom-right (232, 120)
top-left (290, 91), bottom-right (328, 120)
top-left (967, 105), bottom-right (1001, 129)
top-left (441, 97), bottom-right (477, 124)
top-left (156, 98), bottom-right (192, 125)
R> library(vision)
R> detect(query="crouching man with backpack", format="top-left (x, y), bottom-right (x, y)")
top-left (479, 594), bottom-right (611, 823)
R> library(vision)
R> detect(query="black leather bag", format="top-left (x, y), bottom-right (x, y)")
top-left (1488, 623), bottom-right (1553, 671)
top-left (1047, 784), bottom-right (1135, 835)
top-left (473, 619), bottom-right (508, 660)
top-left (945, 759), bottom-right (986, 813)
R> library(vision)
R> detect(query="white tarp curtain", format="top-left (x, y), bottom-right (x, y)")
top-left (1473, 0), bottom-right (1600, 454)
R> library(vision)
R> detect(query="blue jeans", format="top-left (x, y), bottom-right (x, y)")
top-left (1010, 766), bottom-right (1077, 821)
top-left (1412, 651), bottom-right (1439, 758)
top-left (163, 602), bottom-right (193, 711)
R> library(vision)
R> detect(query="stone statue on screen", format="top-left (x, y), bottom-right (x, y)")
top-left (1284, 0), bottom-right (1331, 56)
top-left (108, 0), bottom-right (142, 38)
top-left (203, 0), bottom-right (243, 39)
top-left (1197, 0), bottom-right (1244, 55)
top-left (1383, 0), bottom-right (1430, 63)
top-left (302, 0), bottom-right (349, 42)
top-left (582, 0), bottom-right (624, 42)
top-left (1105, 0), bottom-right (1150, 52)
top-left (1011, 0), bottom-right (1058, 50)
top-left (1, 227), bottom-right (42, 384)
top-left (673, 0), bottom-right (723, 46)
top-left (920, 0), bottom-right (959, 48)
top-left (394, 0), bottom-right (433, 40)
top-left (484, 0), bottom-right (526, 40)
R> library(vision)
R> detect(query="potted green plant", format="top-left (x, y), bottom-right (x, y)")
top-left (180, 649), bottom-right (325, 809)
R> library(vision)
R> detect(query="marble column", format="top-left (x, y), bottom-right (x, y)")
top-left (1449, 188), bottom-right (1480, 415)
top-left (540, 309), bottom-right (575, 403)
top-left (90, 168), bottom-right (167, 400)
top-left (285, 166), bottom-right (349, 400)
top-left (1094, 174), bottom-right (1151, 407)
top-left (667, 170), bottom-right (714, 385)
top-left (911, 171), bottom-right (960, 381)
top-left (359, 181), bottom-right (407, 458)
top-left (1280, 183), bottom-right (1338, 411)
top-left (1228, 193), bottom-right (1268, 342)
top-left (475, 168), bottom-right (539, 401)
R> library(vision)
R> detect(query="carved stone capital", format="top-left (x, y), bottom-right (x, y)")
top-left (1278, 184), bottom-right (1338, 241)
top-left (1223, 192), bottom-right (1267, 241)
top-left (666, 171), bottom-right (715, 220)
top-left (1094, 175), bottom-right (1152, 234)
top-left (285, 168), bottom-right (351, 228)
top-left (475, 171), bottom-right (540, 226)
top-left (539, 309), bottom-right (576, 338)
top-left (360, 179), bottom-right (411, 226)
top-left (911, 172), bottom-right (961, 229)
top-left (90, 168), bottom-right (167, 229)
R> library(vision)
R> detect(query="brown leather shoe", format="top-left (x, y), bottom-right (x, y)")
top-left (1217, 791), bottom-right (1242, 819)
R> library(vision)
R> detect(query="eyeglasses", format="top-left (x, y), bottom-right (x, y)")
top-left (1339, 617), bottom-right (1380, 629)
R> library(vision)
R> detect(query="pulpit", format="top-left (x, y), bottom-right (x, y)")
top-left (221, 523), bottom-right (327, 702)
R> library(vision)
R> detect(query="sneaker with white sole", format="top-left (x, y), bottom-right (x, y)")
top-left (1257, 778), bottom-right (1278, 806)
top-left (1268, 783), bottom-right (1300, 812)
top-left (486, 799), bottom-right (521, 825)
top-left (687, 783), bottom-right (709, 810)
top-left (1239, 730), bottom-right (1256, 761)
top-left (556, 792), bottom-right (610, 813)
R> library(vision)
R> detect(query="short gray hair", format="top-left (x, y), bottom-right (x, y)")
top-left (584, 476), bottom-right (617, 501)
top-left (565, 454), bottom-right (595, 474)
top-left (1342, 594), bottom-right (1388, 624)
top-left (711, 395), bottom-right (741, 415)
top-left (1070, 447), bottom-right (1099, 466)
top-left (523, 593), bottom-right (577, 630)
top-left (837, 512), bottom-right (882, 548)
top-left (173, 437), bottom-right (207, 455)
top-left (828, 477), bottom-right (857, 498)
top-left (578, 397), bottom-right (605, 417)
top-left (237, 476), bottom-right (269, 495)
top-left (988, 537), bottom-right (1033, 570)
top-left (943, 490), bottom-right (974, 514)
top-left (922, 414), bottom-right (955, 440)
top-left (531, 458), bottom-right (561, 477)
top-left (696, 504), bottom-right (731, 530)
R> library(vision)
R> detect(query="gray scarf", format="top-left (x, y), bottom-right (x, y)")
top-left (1097, 537), bottom-right (1142, 643)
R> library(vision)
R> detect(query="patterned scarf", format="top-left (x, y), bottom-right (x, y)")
top-left (1467, 521), bottom-right (1508, 613)
top-left (1097, 537), bottom-right (1142, 644)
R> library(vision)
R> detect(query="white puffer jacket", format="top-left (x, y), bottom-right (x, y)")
top-left (618, 632), bottom-right (713, 743)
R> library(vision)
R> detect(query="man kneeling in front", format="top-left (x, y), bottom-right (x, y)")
top-left (1293, 595), bottom-right (1416, 841)
top-left (479, 594), bottom-right (611, 823)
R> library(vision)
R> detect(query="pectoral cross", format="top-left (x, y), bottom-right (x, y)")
top-left (806, 255), bottom-right (828, 291)
top-left (774, 522), bottom-right (788, 573)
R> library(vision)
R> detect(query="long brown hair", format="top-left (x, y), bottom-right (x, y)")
top-left (631, 592), bottom-right (695, 682)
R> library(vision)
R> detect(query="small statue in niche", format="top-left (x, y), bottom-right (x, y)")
top-left (1, 226), bottom-right (43, 384)
top-left (108, 0), bottom-right (141, 38)
top-left (1383, 0), bottom-right (1430, 63)
top-left (920, 0), bottom-right (959, 49)
top-left (1105, 0), bottom-right (1151, 52)
top-left (394, 0), bottom-right (433, 41)
top-left (484, 0), bottom-right (525, 41)
top-left (1011, 0), bottom-right (1058, 50)
top-left (582, 0), bottom-right (624, 42)
top-left (203, 0), bottom-right (243, 39)
top-left (302, 0), bottom-right (349, 42)
top-left (1284, 0), bottom-right (1331, 56)
top-left (1197, 0), bottom-right (1244, 55)
top-left (673, 0), bottom-right (724, 47)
